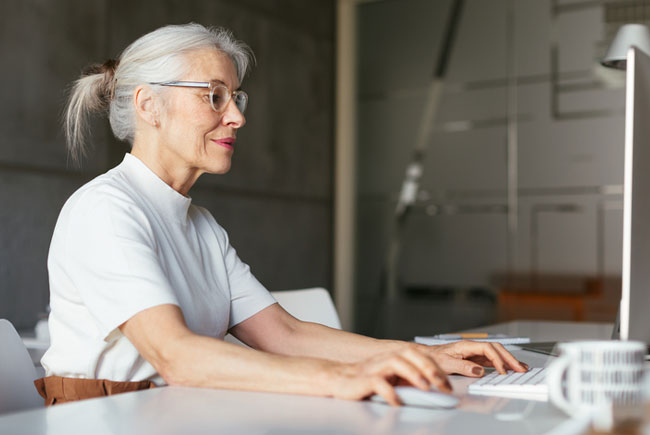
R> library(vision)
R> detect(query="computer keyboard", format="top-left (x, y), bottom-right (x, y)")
top-left (468, 367), bottom-right (548, 401)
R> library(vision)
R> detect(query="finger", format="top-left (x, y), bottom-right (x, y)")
top-left (491, 343), bottom-right (528, 372)
top-left (436, 354), bottom-right (485, 378)
top-left (466, 356), bottom-right (493, 367)
top-left (468, 356), bottom-right (529, 371)
top-left (373, 377), bottom-right (401, 406)
top-left (466, 342), bottom-right (507, 374)
top-left (468, 353), bottom-right (528, 372)
top-left (430, 371), bottom-right (452, 393)
top-left (401, 347), bottom-right (452, 392)
top-left (384, 355), bottom-right (432, 391)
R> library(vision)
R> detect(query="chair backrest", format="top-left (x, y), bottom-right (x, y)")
top-left (224, 287), bottom-right (341, 346)
top-left (0, 319), bottom-right (43, 414)
top-left (271, 287), bottom-right (342, 330)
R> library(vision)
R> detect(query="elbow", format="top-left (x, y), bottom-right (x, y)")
top-left (152, 337), bottom-right (192, 387)
top-left (157, 359), bottom-right (184, 386)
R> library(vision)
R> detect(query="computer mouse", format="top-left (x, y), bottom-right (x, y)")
top-left (370, 386), bottom-right (459, 409)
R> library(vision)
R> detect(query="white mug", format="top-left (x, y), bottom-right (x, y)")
top-left (546, 340), bottom-right (645, 430)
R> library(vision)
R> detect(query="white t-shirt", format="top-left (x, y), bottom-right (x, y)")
top-left (41, 153), bottom-right (276, 384)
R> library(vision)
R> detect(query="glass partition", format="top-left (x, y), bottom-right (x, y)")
top-left (353, 0), bottom-right (628, 339)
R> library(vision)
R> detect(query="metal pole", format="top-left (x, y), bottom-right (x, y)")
top-left (506, 0), bottom-right (519, 286)
top-left (334, 0), bottom-right (358, 331)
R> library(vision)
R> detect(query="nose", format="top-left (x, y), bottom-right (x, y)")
top-left (221, 99), bottom-right (246, 129)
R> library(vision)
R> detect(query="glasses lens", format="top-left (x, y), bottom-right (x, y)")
top-left (210, 85), bottom-right (229, 112)
top-left (234, 91), bottom-right (248, 114)
top-left (209, 85), bottom-right (248, 114)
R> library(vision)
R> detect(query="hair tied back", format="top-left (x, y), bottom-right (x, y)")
top-left (81, 58), bottom-right (119, 103)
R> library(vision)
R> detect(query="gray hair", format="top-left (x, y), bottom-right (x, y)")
top-left (64, 23), bottom-right (254, 164)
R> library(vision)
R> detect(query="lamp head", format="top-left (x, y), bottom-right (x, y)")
top-left (602, 24), bottom-right (650, 70)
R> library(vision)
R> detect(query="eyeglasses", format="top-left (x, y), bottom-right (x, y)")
top-left (149, 81), bottom-right (248, 114)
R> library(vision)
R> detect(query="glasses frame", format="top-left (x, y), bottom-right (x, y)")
top-left (149, 81), bottom-right (248, 114)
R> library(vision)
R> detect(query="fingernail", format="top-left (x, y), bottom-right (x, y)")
top-left (419, 377), bottom-right (430, 388)
top-left (521, 362), bottom-right (529, 370)
top-left (472, 367), bottom-right (483, 376)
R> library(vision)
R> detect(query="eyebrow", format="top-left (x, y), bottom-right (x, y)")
top-left (210, 78), bottom-right (242, 91)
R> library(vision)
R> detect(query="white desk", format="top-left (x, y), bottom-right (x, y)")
top-left (468, 320), bottom-right (615, 342)
top-left (0, 321), bottom-right (620, 435)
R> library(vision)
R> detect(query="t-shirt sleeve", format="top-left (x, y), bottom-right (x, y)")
top-left (209, 219), bottom-right (276, 329)
top-left (59, 186), bottom-right (179, 341)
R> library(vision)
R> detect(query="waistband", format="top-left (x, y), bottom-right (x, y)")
top-left (34, 376), bottom-right (156, 406)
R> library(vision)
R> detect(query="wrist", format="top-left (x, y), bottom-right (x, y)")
top-left (380, 338), bottom-right (421, 354)
top-left (318, 360), bottom-right (351, 397)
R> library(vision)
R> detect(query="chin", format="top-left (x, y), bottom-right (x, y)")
top-left (198, 151), bottom-right (232, 174)
top-left (207, 161), bottom-right (232, 175)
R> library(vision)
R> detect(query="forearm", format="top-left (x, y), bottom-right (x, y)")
top-left (230, 304), bottom-right (410, 363)
top-left (159, 333), bottom-right (342, 396)
top-left (256, 320), bottom-right (408, 363)
top-left (121, 304), bottom-right (345, 397)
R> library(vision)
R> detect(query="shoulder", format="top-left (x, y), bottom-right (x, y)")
top-left (55, 168), bottom-right (152, 240)
top-left (191, 204), bottom-right (216, 223)
top-left (190, 205), bottom-right (229, 245)
top-left (64, 168), bottom-right (142, 216)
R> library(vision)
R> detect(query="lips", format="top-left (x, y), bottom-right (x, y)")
top-left (211, 137), bottom-right (235, 150)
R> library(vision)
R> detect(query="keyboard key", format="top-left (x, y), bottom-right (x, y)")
top-left (512, 368), bottom-right (540, 385)
top-left (468, 367), bottom-right (548, 401)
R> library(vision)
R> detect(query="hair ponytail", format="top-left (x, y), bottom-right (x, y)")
top-left (64, 59), bottom-right (118, 165)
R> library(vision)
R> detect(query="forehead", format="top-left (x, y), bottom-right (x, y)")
top-left (182, 48), bottom-right (239, 89)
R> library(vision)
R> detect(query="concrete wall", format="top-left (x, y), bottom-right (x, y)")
top-left (0, 0), bottom-right (334, 330)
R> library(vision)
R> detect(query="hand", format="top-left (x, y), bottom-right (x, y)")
top-left (328, 344), bottom-right (452, 406)
top-left (423, 341), bottom-right (529, 377)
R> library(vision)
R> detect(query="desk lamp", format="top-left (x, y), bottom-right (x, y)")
top-left (601, 23), bottom-right (650, 339)
top-left (601, 23), bottom-right (650, 70)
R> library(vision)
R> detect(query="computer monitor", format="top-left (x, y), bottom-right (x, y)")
top-left (620, 46), bottom-right (650, 343)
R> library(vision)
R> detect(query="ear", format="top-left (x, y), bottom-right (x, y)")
top-left (133, 85), bottom-right (160, 127)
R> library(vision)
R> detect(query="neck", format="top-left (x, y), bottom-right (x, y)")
top-left (131, 132), bottom-right (202, 197)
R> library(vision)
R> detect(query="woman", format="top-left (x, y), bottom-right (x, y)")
top-left (37, 23), bottom-right (526, 406)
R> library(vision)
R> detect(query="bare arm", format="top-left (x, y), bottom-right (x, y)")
top-left (120, 304), bottom-right (336, 394)
top-left (119, 303), bottom-right (451, 405)
top-left (230, 303), bottom-right (403, 362)
top-left (230, 303), bottom-right (528, 377)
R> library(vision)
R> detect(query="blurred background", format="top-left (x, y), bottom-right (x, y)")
top-left (0, 0), bottom-right (639, 340)
top-left (353, 0), bottom-right (629, 339)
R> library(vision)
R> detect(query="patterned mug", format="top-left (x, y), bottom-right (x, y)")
top-left (546, 340), bottom-right (645, 431)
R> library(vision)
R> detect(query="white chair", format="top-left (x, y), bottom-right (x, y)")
top-left (224, 287), bottom-right (341, 346)
top-left (271, 287), bottom-right (341, 329)
top-left (0, 319), bottom-right (44, 414)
